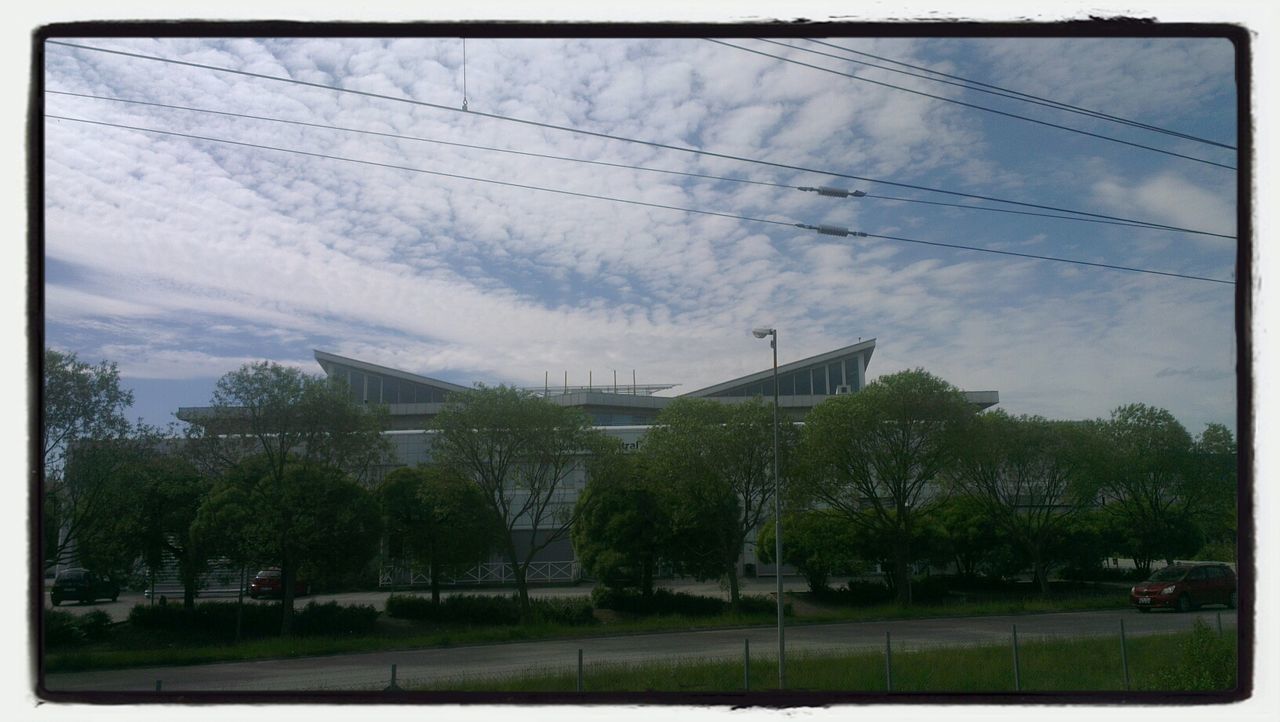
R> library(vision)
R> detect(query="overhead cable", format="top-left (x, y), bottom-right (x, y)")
top-left (46, 41), bottom-right (1235, 239)
top-left (50, 89), bottom-right (1231, 239)
top-left (791, 38), bottom-right (1236, 151)
top-left (706, 39), bottom-right (1236, 171)
top-left (46, 113), bottom-right (1235, 286)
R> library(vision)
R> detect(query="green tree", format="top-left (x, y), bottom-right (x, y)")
top-left (573, 442), bottom-right (668, 597)
top-left (197, 459), bottom-right (381, 634)
top-left (432, 385), bottom-right (606, 617)
top-left (948, 412), bottom-right (1097, 595)
top-left (1191, 423), bottom-right (1237, 563)
top-left (929, 496), bottom-right (1011, 580)
top-left (123, 447), bottom-right (211, 610)
top-left (185, 362), bottom-right (390, 634)
top-left (377, 465), bottom-right (500, 604)
top-left (756, 509), bottom-right (860, 592)
top-left (41, 349), bottom-right (135, 569)
top-left (1091, 405), bottom-right (1216, 574)
top-left (641, 398), bottom-right (792, 610)
top-left (191, 455), bottom-right (274, 640)
top-left (800, 369), bottom-right (974, 604)
top-left (186, 361), bottom-right (390, 484)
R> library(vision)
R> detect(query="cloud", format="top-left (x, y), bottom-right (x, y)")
top-left (40, 36), bottom-right (1239, 434)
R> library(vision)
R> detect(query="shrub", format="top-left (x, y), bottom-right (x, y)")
top-left (386, 593), bottom-right (524, 625)
top-left (737, 594), bottom-right (793, 616)
top-left (828, 580), bottom-right (894, 606)
top-left (292, 601), bottom-right (379, 636)
top-left (43, 610), bottom-right (84, 647)
top-left (1151, 618), bottom-right (1237, 691)
top-left (77, 610), bottom-right (114, 642)
top-left (530, 596), bottom-right (595, 626)
top-left (594, 588), bottom-right (720, 616)
top-left (910, 575), bottom-right (951, 603)
top-left (127, 602), bottom-right (282, 641)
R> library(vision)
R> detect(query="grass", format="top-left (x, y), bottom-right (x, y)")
top-left (416, 624), bottom-right (1238, 693)
top-left (44, 586), bottom-right (1129, 674)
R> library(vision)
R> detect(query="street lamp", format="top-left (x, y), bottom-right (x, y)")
top-left (752, 326), bottom-right (785, 689)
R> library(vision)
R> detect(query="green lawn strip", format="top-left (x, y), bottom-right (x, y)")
top-left (415, 628), bottom-right (1237, 693)
top-left (44, 594), bottom-right (1127, 674)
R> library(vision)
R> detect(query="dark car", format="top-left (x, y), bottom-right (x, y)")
top-left (248, 569), bottom-right (310, 599)
top-left (1130, 562), bottom-right (1237, 612)
top-left (50, 568), bottom-right (120, 606)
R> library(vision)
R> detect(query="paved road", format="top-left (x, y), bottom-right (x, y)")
top-left (42, 608), bottom-right (1236, 693)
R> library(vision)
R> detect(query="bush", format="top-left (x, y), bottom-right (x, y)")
top-left (77, 610), bottom-right (114, 642)
top-left (292, 601), bottom-right (379, 636)
top-left (43, 610), bottom-right (84, 648)
top-left (821, 580), bottom-right (894, 606)
top-left (910, 575), bottom-right (951, 603)
top-left (386, 593), bottom-right (523, 625)
top-left (593, 588), bottom-right (726, 617)
top-left (1151, 618), bottom-right (1237, 691)
top-left (737, 594), bottom-right (793, 617)
top-left (128, 601), bottom-right (282, 641)
top-left (531, 597), bottom-right (595, 626)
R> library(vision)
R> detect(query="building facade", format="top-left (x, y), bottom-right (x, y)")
top-left (179, 338), bottom-right (999, 586)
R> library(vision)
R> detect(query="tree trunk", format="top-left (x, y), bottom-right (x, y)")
top-left (280, 563), bottom-right (296, 636)
top-left (1033, 554), bottom-right (1051, 596)
top-left (892, 541), bottom-right (913, 606)
top-left (504, 538), bottom-right (530, 619)
top-left (179, 556), bottom-right (198, 611)
top-left (430, 563), bottom-right (441, 606)
top-left (235, 565), bottom-right (245, 643)
top-left (640, 559), bottom-right (653, 599)
top-left (727, 565), bottom-right (741, 611)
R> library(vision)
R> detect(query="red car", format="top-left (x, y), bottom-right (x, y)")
top-left (247, 569), bottom-right (310, 599)
top-left (1130, 562), bottom-right (1237, 613)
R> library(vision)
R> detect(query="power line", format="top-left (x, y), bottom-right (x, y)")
top-left (46, 113), bottom-right (1235, 286)
top-left (706, 39), bottom-right (1236, 171)
top-left (46, 89), bottom-right (796, 191)
top-left (793, 38), bottom-right (1235, 151)
top-left (48, 89), bottom-right (1233, 240)
top-left (865, 233), bottom-right (1233, 285)
top-left (46, 41), bottom-right (1236, 239)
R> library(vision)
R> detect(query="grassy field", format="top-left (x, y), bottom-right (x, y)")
top-left (44, 586), bottom-right (1128, 673)
top-left (416, 622), bottom-right (1238, 693)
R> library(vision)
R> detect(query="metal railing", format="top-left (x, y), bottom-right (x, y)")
top-left (379, 561), bottom-right (580, 587)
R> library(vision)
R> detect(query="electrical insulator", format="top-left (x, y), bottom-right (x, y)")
top-left (798, 186), bottom-right (867, 198)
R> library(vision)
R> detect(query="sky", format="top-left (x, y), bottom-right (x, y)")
top-left (41, 32), bottom-right (1241, 436)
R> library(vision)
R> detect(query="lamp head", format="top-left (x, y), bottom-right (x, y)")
top-left (752, 327), bottom-right (774, 339)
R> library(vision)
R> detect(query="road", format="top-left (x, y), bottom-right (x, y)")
top-left (42, 608), bottom-right (1236, 693)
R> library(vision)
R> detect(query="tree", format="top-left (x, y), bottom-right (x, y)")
top-left (41, 349), bottom-right (135, 569)
top-left (123, 448), bottom-right (211, 610)
top-left (949, 412), bottom-right (1097, 595)
top-left (1191, 424), bottom-right (1238, 562)
top-left (1090, 405), bottom-right (1217, 574)
top-left (42, 349), bottom-right (133, 477)
top-left (641, 398), bottom-right (793, 610)
top-left (377, 465), bottom-right (500, 604)
top-left (186, 361), bottom-right (390, 485)
top-left (800, 369), bottom-right (974, 604)
top-left (928, 496), bottom-right (1013, 580)
top-left (196, 458), bottom-right (381, 634)
top-left (432, 385), bottom-right (605, 617)
top-left (572, 442), bottom-right (668, 597)
top-left (184, 362), bottom-right (390, 634)
top-left (756, 509), bottom-right (860, 592)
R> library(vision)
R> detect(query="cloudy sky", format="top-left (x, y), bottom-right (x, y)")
top-left (41, 32), bottom-right (1240, 434)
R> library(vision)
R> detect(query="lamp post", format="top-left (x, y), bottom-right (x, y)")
top-left (752, 326), bottom-right (784, 689)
